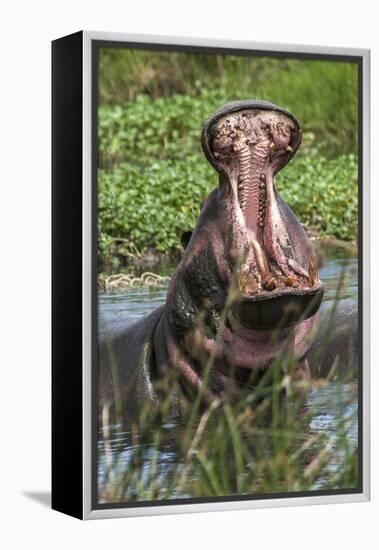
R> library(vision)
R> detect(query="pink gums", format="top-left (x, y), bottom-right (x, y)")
top-left (199, 312), bottom-right (319, 370)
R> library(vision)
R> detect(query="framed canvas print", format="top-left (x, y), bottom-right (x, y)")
top-left (52, 31), bottom-right (370, 519)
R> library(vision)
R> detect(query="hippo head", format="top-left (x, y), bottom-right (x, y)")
top-left (163, 100), bottom-right (324, 396)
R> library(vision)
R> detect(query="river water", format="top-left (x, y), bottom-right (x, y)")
top-left (97, 254), bottom-right (358, 503)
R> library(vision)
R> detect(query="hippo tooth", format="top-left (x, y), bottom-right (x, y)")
top-left (308, 257), bottom-right (318, 287)
top-left (269, 142), bottom-right (275, 150)
top-left (251, 239), bottom-right (270, 279)
top-left (286, 145), bottom-right (294, 152)
top-left (285, 275), bottom-right (296, 287)
top-left (238, 271), bottom-right (259, 295)
top-left (263, 276), bottom-right (277, 291)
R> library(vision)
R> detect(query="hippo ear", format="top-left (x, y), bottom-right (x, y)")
top-left (180, 231), bottom-right (193, 249)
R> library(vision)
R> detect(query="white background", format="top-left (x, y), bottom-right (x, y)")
top-left (1, 1), bottom-right (377, 548)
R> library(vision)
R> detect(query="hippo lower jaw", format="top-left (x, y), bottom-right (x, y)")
top-left (233, 283), bottom-right (324, 330)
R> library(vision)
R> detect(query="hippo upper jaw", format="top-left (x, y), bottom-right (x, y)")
top-left (201, 101), bottom-right (323, 311)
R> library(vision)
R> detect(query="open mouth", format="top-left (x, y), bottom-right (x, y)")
top-left (202, 101), bottom-right (324, 329)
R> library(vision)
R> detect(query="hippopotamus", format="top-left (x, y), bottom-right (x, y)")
top-left (99, 100), bottom-right (358, 418)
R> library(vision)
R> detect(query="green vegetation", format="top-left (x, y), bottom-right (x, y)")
top-left (98, 276), bottom-right (358, 502)
top-left (276, 151), bottom-right (358, 240)
top-left (98, 271), bottom-right (358, 503)
top-left (99, 51), bottom-right (357, 156)
top-left (99, 379), bottom-right (357, 502)
top-left (99, 149), bottom-right (357, 265)
top-left (98, 49), bottom-right (358, 270)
